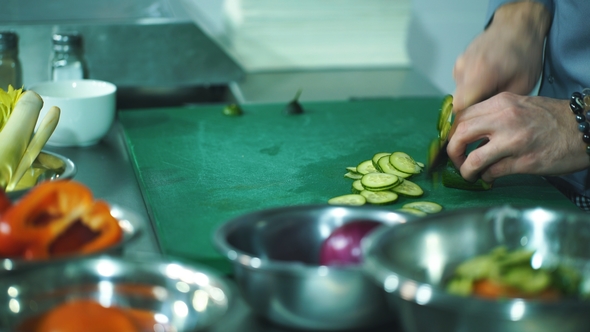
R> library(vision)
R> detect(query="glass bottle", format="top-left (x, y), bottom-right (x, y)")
top-left (50, 32), bottom-right (88, 81)
top-left (0, 31), bottom-right (23, 91)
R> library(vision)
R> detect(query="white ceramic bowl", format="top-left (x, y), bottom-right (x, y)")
top-left (29, 79), bottom-right (117, 147)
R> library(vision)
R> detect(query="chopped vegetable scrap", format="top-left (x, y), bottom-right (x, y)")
top-left (329, 151), bottom-right (442, 215)
top-left (222, 103), bottom-right (243, 116)
top-left (447, 246), bottom-right (582, 300)
top-left (283, 89), bottom-right (305, 115)
top-left (0, 180), bottom-right (122, 260)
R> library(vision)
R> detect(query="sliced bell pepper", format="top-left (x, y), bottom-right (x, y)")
top-left (0, 180), bottom-right (122, 260)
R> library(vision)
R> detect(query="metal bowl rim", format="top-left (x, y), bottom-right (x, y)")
top-left (6, 150), bottom-right (77, 200)
top-left (213, 204), bottom-right (415, 275)
top-left (361, 204), bottom-right (590, 318)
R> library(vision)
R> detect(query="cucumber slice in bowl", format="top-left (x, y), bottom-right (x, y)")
top-left (360, 190), bottom-right (398, 205)
top-left (361, 173), bottom-right (399, 191)
top-left (328, 194), bottom-right (366, 206)
top-left (390, 152), bottom-right (422, 174)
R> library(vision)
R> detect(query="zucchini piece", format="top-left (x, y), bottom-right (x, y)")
top-left (361, 173), bottom-right (399, 191)
top-left (389, 152), bottom-right (422, 174)
top-left (223, 103), bottom-right (243, 116)
top-left (328, 194), bottom-right (366, 206)
top-left (391, 179), bottom-right (423, 197)
top-left (440, 119), bottom-right (451, 142)
top-left (377, 156), bottom-right (412, 178)
top-left (346, 166), bottom-right (358, 173)
top-left (351, 179), bottom-right (364, 194)
top-left (402, 201), bottom-right (443, 214)
top-left (446, 277), bottom-right (473, 297)
top-left (396, 207), bottom-right (427, 217)
top-left (437, 94), bottom-right (453, 131)
top-left (356, 160), bottom-right (378, 175)
top-left (371, 152), bottom-right (391, 171)
top-left (360, 190), bottom-right (398, 205)
top-left (441, 160), bottom-right (492, 191)
top-left (454, 255), bottom-right (496, 280)
top-left (500, 266), bottom-right (551, 294)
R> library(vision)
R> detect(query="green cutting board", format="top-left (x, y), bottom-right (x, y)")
top-left (119, 98), bottom-right (576, 273)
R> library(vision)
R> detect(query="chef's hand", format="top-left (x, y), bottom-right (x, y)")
top-left (447, 92), bottom-right (590, 183)
top-left (452, 1), bottom-right (551, 113)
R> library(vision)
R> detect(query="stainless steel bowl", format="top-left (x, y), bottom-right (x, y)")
top-left (0, 255), bottom-right (232, 332)
top-left (6, 150), bottom-right (77, 200)
top-left (0, 204), bottom-right (142, 274)
top-left (362, 205), bottom-right (590, 332)
top-left (213, 204), bottom-right (415, 331)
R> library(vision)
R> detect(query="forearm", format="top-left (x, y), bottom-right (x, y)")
top-left (488, 1), bottom-right (551, 42)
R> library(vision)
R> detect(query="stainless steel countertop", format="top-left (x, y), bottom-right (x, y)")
top-left (44, 68), bottom-right (441, 332)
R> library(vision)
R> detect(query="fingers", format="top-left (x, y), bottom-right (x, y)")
top-left (447, 103), bottom-right (510, 182)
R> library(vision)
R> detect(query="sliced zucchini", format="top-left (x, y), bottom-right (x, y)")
top-left (356, 160), bottom-right (378, 175)
top-left (346, 166), bottom-right (358, 173)
top-left (437, 94), bottom-right (453, 131)
top-left (344, 172), bottom-right (363, 180)
top-left (441, 160), bottom-right (492, 191)
top-left (378, 156), bottom-right (412, 178)
top-left (440, 119), bottom-right (452, 142)
top-left (389, 152), bottom-right (422, 174)
top-left (360, 190), bottom-right (398, 205)
top-left (396, 207), bottom-right (427, 217)
top-left (371, 152), bottom-right (391, 171)
top-left (361, 173), bottom-right (399, 191)
top-left (351, 179), bottom-right (364, 194)
top-left (328, 194), bottom-right (366, 206)
top-left (402, 201), bottom-right (442, 214)
top-left (391, 179), bottom-right (423, 197)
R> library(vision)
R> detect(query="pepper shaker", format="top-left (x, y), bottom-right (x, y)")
top-left (50, 32), bottom-right (89, 81)
top-left (0, 31), bottom-right (22, 91)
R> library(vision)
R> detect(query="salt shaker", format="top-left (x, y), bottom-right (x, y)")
top-left (50, 32), bottom-right (88, 81)
top-left (0, 31), bottom-right (23, 91)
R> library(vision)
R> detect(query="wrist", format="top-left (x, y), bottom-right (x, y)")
top-left (491, 2), bottom-right (551, 40)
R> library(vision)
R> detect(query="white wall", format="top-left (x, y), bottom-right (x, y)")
top-left (407, 0), bottom-right (489, 94)
top-left (180, 0), bottom-right (489, 94)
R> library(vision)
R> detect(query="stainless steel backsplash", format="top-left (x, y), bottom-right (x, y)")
top-left (0, 0), bottom-right (243, 91)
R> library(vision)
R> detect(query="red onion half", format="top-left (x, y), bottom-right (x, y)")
top-left (319, 220), bottom-right (381, 266)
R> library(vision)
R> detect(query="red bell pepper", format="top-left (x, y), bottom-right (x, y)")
top-left (0, 180), bottom-right (122, 260)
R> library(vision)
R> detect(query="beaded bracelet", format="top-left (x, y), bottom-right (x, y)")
top-left (570, 90), bottom-right (590, 155)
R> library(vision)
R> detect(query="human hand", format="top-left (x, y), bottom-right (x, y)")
top-left (447, 92), bottom-right (590, 183)
top-left (452, 2), bottom-right (551, 113)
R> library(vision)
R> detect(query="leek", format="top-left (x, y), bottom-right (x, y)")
top-left (0, 88), bottom-right (44, 190)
